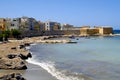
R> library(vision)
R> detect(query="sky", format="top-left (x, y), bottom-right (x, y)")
top-left (0, 0), bottom-right (120, 29)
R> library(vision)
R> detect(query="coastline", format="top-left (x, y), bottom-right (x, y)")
top-left (23, 63), bottom-right (58, 80)
top-left (0, 35), bottom-right (77, 80)
top-left (0, 63), bottom-right (58, 80)
top-left (0, 34), bottom-right (120, 80)
top-left (0, 36), bottom-right (60, 80)
top-left (0, 41), bottom-right (31, 79)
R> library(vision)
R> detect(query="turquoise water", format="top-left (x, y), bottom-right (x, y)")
top-left (28, 36), bottom-right (120, 80)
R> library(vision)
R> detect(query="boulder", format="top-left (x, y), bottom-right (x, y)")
top-left (6, 53), bottom-right (32, 60)
top-left (0, 73), bottom-right (26, 80)
top-left (18, 54), bottom-right (28, 60)
top-left (24, 43), bottom-right (30, 46)
top-left (0, 57), bottom-right (27, 70)
top-left (27, 52), bottom-right (32, 58)
top-left (19, 43), bottom-right (31, 49)
top-left (19, 45), bottom-right (25, 49)
top-left (18, 53), bottom-right (32, 60)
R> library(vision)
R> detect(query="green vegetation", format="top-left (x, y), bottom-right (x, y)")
top-left (0, 29), bottom-right (21, 41)
top-left (11, 29), bottom-right (21, 38)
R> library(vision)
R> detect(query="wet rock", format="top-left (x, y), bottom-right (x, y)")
top-left (18, 53), bottom-right (32, 60)
top-left (19, 45), bottom-right (25, 49)
top-left (18, 54), bottom-right (28, 60)
top-left (0, 73), bottom-right (26, 80)
top-left (27, 52), bottom-right (32, 58)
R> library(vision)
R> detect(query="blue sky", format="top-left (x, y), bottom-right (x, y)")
top-left (0, 0), bottom-right (120, 29)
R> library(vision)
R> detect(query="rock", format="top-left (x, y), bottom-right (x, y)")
top-left (19, 45), bottom-right (25, 49)
top-left (24, 43), bottom-right (30, 46)
top-left (19, 43), bottom-right (31, 49)
top-left (0, 53), bottom-right (32, 70)
top-left (7, 54), bottom-right (17, 59)
top-left (27, 52), bottom-right (32, 58)
top-left (11, 47), bottom-right (17, 50)
top-left (18, 54), bottom-right (28, 60)
top-left (0, 73), bottom-right (26, 80)
top-left (7, 53), bottom-right (32, 60)
top-left (18, 53), bottom-right (32, 60)
top-left (0, 57), bottom-right (27, 70)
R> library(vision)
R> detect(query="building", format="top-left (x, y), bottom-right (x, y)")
top-left (61, 24), bottom-right (74, 30)
top-left (20, 17), bottom-right (37, 31)
top-left (80, 26), bottom-right (90, 29)
top-left (0, 18), bottom-right (6, 31)
top-left (5, 18), bottom-right (12, 30)
top-left (45, 21), bottom-right (61, 31)
top-left (9, 18), bottom-right (21, 30)
top-left (61, 24), bottom-right (81, 35)
top-left (80, 28), bottom-right (99, 35)
top-left (80, 26), bottom-right (113, 35)
top-left (34, 21), bottom-right (41, 31)
top-left (94, 26), bottom-right (113, 35)
top-left (38, 21), bottom-right (45, 31)
top-left (27, 18), bottom-right (35, 30)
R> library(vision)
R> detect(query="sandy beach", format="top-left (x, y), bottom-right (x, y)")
top-left (0, 42), bottom-right (30, 58)
top-left (0, 63), bottom-right (58, 80)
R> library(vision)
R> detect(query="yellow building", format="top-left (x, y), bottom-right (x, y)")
top-left (80, 28), bottom-right (99, 35)
top-left (95, 26), bottom-right (113, 35)
top-left (0, 18), bottom-right (6, 31)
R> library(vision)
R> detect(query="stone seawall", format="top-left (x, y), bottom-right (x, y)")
top-left (20, 30), bottom-right (81, 37)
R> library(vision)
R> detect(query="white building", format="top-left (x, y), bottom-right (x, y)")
top-left (9, 18), bottom-right (21, 30)
top-left (45, 21), bottom-right (61, 31)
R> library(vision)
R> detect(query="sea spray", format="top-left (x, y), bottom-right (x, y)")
top-left (25, 43), bottom-right (36, 50)
top-left (27, 55), bottom-right (92, 80)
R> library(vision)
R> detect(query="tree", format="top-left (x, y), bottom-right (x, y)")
top-left (0, 34), bottom-right (3, 41)
top-left (3, 30), bottom-right (10, 37)
top-left (11, 29), bottom-right (21, 38)
top-left (0, 30), bottom-right (11, 41)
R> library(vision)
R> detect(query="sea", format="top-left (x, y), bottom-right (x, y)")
top-left (25, 30), bottom-right (120, 80)
top-left (26, 34), bottom-right (120, 80)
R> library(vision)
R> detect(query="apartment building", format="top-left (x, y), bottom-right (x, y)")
top-left (45, 21), bottom-right (61, 31)
top-left (9, 18), bottom-right (21, 30)
top-left (0, 18), bottom-right (6, 31)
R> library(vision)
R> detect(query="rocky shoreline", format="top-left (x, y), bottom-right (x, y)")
top-left (0, 35), bottom-right (118, 80)
top-left (0, 73), bottom-right (26, 80)
top-left (0, 36), bottom-right (71, 80)
top-left (0, 41), bottom-right (32, 80)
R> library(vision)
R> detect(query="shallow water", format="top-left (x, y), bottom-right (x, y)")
top-left (28, 36), bottom-right (120, 80)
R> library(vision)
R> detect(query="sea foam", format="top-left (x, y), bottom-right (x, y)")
top-left (27, 55), bottom-right (91, 80)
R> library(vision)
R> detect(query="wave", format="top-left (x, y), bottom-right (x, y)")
top-left (27, 55), bottom-right (92, 80)
top-left (25, 43), bottom-right (37, 50)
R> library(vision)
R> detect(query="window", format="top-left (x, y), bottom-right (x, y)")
top-left (13, 20), bottom-right (17, 21)
top-left (11, 24), bottom-right (15, 26)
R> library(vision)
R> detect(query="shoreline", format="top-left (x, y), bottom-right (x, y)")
top-left (0, 63), bottom-right (58, 80)
top-left (0, 35), bottom-right (120, 79)
top-left (0, 41), bottom-right (32, 79)
top-left (23, 63), bottom-right (58, 80)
